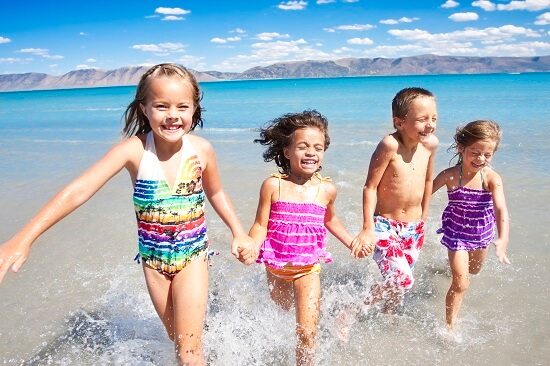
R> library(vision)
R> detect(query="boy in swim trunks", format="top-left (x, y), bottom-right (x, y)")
top-left (351, 87), bottom-right (438, 314)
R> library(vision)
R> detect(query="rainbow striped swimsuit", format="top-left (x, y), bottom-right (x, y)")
top-left (133, 132), bottom-right (208, 277)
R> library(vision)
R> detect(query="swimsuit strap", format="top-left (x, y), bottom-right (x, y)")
top-left (459, 164), bottom-right (463, 187)
top-left (270, 172), bottom-right (331, 202)
top-left (270, 173), bottom-right (288, 200)
top-left (313, 172), bottom-right (331, 200)
top-left (481, 168), bottom-right (487, 191)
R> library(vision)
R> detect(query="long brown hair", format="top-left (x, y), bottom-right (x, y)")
top-left (122, 63), bottom-right (204, 137)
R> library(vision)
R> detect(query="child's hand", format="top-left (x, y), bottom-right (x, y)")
top-left (350, 230), bottom-right (375, 258)
top-left (231, 235), bottom-right (257, 265)
top-left (493, 238), bottom-right (511, 265)
top-left (0, 238), bottom-right (30, 284)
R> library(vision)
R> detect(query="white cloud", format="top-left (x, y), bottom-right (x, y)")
top-left (317, 0), bottom-right (336, 3)
top-left (17, 48), bottom-right (49, 55)
top-left (535, 12), bottom-right (550, 24)
top-left (43, 55), bottom-right (64, 60)
top-left (0, 36), bottom-right (11, 44)
top-left (87, 58), bottom-right (97, 62)
top-left (347, 37), bottom-right (374, 45)
top-left (131, 42), bottom-right (186, 53)
top-left (497, 0), bottom-right (550, 11)
top-left (333, 24), bottom-right (376, 31)
top-left (76, 64), bottom-right (98, 70)
top-left (79, 32), bottom-right (87, 36)
top-left (441, 0), bottom-right (460, 8)
top-left (211, 38), bottom-right (227, 44)
top-left (380, 17), bottom-right (419, 25)
top-left (389, 25), bottom-right (541, 43)
top-left (155, 7), bottom-right (191, 16)
top-left (162, 16), bottom-right (184, 21)
top-left (278, 1), bottom-right (308, 10)
top-left (232, 28), bottom-right (246, 34)
top-left (211, 37), bottom-right (242, 44)
top-left (256, 32), bottom-right (291, 41)
top-left (0, 58), bottom-right (22, 64)
top-left (472, 0), bottom-right (496, 11)
top-left (449, 12), bottom-right (480, 21)
top-left (215, 39), bottom-right (334, 71)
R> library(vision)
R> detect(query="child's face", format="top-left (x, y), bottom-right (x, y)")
top-left (140, 77), bottom-right (196, 143)
top-left (283, 127), bottom-right (326, 176)
top-left (459, 139), bottom-right (497, 171)
top-left (394, 96), bottom-right (437, 143)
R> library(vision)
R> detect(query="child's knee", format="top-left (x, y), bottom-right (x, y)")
top-left (451, 275), bottom-right (470, 293)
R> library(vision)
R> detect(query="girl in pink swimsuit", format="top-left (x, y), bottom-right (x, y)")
top-left (249, 110), bottom-right (368, 366)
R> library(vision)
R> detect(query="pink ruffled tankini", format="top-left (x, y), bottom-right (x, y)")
top-left (257, 173), bottom-right (332, 270)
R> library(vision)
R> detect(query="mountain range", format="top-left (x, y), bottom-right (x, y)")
top-left (1, 54), bottom-right (549, 92)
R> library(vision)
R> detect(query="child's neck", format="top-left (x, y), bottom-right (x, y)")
top-left (288, 171), bottom-right (315, 185)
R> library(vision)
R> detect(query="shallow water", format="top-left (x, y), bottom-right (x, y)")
top-left (0, 74), bottom-right (549, 365)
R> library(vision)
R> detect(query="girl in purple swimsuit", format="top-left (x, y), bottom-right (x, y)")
top-left (433, 120), bottom-right (511, 333)
top-left (249, 110), bottom-right (366, 365)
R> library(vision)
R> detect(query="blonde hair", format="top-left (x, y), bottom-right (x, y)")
top-left (451, 120), bottom-right (502, 165)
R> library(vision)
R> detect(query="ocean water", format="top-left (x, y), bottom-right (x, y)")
top-left (0, 73), bottom-right (549, 365)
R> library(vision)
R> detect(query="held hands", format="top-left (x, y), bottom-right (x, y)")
top-left (350, 230), bottom-right (376, 259)
top-left (0, 238), bottom-right (30, 284)
top-left (493, 238), bottom-right (511, 265)
top-left (231, 234), bottom-right (258, 266)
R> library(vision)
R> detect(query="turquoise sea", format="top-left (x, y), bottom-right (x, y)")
top-left (0, 73), bottom-right (549, 365)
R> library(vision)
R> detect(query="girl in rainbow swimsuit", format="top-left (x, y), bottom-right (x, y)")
top-left (0, 63), bottom-right (255, 365)
top-left (249, 110), bottom-right (370, 366)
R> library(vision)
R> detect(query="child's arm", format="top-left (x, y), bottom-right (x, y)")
top-left (489, 170), bottom-right (511, 265)
top-left (421, 137), bottom-right (438, 220)
top-left (0, 137), bottom-right (140, 283)
top-left (248, 178), bottom-right (277, 257)
top-left (432, 169), bottom-right (449, 194)
top-left (350, 137), bottom-right (394, 257)
top-left (323, 183), bottom-right (360, 255)
top-left (198, 138), bottom-right (256, 265)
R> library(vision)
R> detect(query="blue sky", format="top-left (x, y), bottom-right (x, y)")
top-left (1, 0), bottom-right (549, 75)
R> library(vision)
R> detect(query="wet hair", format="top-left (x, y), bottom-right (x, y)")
top-left (122, 63), bottom-right (204, 137)
top-left (392, 87), bottom-right (435, 127)
top-left (450, 119), bottom-right (502, 165)
top-left (254, 110), bottom-right (330, 174)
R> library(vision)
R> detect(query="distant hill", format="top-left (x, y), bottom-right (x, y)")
top-left (1, 55), bottom-right (549, 92)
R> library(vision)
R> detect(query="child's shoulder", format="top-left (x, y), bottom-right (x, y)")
top-left (483, 166), bottom-right (504, 190)
top-left (187, 133), bottom-right (212, 150)
top-left (260, 175), bottom-right (280, 193)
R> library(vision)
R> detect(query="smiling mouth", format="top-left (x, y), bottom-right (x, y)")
top-left (163, 125), bottom-right (181, 131)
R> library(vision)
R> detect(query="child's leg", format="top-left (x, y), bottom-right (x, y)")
top-left (143, 258), bottom-right (209, 366)
top-left (171, 258), bottom-right (209, 365)
top-left (266, 267), bottom-right (294, 310)
top-left (446, 250), bottom-right (470, 331)
top-left (293, 273), bottom-right (320, 366)
top-left (468, 248), bottom-right (488, 275)
top-left (142, 264), bottom-right (176, 340)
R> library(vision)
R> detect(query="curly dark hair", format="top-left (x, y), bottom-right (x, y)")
top-left (449, 119), bottom-right (502, 165)
top-left (122, 63), bottom-right (204, 137)
top-left (254, 110), bottom-right (330, 174)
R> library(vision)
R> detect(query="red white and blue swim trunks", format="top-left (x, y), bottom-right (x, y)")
top-left (372, 215), bottom-right (425, 291)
